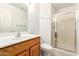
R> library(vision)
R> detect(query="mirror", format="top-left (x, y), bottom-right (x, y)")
top-left (0, 3), bottom-right (28, 32)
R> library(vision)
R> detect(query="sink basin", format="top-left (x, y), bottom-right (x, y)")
top-left (11, 35), bottom-right (34, 40)
top-left (21, 34), bottom-right (34, 37)
top-left (0, 34), bottom-right (35, 41)
top-left (12, 37), bottom-right (27, 40)
top-left (0, 36), bottom-right (15, 39)
top-left (0, 34), bottom-right (39, 48)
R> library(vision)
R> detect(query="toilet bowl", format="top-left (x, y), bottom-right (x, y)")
top-left (41, 43), bottom-right (55, 56)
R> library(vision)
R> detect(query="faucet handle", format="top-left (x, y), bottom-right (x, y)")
top-left (16, 32), bottom-right (20, 37)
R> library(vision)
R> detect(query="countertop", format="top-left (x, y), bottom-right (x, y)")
top-left (0, 34), bottom-right (40, 49)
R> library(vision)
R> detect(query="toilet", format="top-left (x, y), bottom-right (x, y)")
top-left (41, 43), bottom-right (55, 56)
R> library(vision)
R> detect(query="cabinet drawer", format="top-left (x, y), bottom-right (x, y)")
top-left (26, 37), bottom-right (40, 47)
top-left (0, 42), bottom-right (28, 56)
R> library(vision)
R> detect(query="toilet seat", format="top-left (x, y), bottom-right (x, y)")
top-left (41, 43), bottom-right (53, 52)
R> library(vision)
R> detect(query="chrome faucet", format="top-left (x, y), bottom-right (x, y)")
top-left (16, 32), bottom-right (20, 37)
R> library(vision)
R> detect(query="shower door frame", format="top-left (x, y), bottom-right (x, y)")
top-left (51, 11), bottom-right (77, 53)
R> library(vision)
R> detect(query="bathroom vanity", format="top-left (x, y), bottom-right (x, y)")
top-left (0, 35), bottom-right (40, 56)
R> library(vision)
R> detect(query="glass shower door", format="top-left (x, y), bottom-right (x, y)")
top-left (55, 13), bottom-right (76, 52)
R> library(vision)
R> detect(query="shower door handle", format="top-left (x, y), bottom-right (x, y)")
top-left (55, 32), bottom-right (57, 38)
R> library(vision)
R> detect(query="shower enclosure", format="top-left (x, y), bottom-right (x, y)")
top-left (52, 12), bottom-right (76, 53)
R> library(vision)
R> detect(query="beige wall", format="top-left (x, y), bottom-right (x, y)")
top-left (28, 3), bottom-right (40, 34)
top-left (40, 3), bottom-right (55, 45)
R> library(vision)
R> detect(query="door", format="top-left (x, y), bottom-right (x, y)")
top-left (55, 13), bottom-right (76, 52)
top-left (30, 44), bottom-right (40, 56)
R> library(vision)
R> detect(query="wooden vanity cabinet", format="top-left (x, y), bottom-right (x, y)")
top-left (18, 51), bottom-right (27, 56)
top-left (0, 37), bottom-right (40, 56)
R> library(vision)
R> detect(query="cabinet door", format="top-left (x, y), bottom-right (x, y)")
top-left (17, 49), bottom-right (29, 56)
top-left (30, 44), bottom-right (40, 56)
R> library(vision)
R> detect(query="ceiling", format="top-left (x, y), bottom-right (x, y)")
top-left (52, 3), bottom-right (75, 10)
top-left (10, 3), bottom-right (75, 11)
top-left (10, 3), bottom-right (28, 11)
